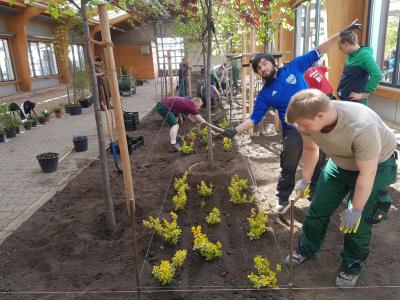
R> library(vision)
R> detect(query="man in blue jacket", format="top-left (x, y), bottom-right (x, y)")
top-left (224, 21), bottom-right (363, 211)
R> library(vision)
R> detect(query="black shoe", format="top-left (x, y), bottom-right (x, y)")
top-left (276, 198), bottom-right (288, 212)
top-left (169, 143), bottom-right (181, 153)
top-left (176, 135), bottom-right (183, 143)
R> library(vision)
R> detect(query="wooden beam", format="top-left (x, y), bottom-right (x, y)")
top-left (248, 27), bottom-right (255, 136)
top-left (241, 28), bottom-right (247, 122)
top-left (98, 4), bottom-right (135, 216)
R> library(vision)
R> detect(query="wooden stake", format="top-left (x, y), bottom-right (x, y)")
top-left (249, 27), bottom-right (255, 136)
top-left (98, 4), bottom-right (135, 216)
top-left (241, 28), bottom-right (247, 122)
top-left (188, 66), bottom-right (192, 96)
top-left (288, 198), bottom-right (295, 299)
top-left (167, 50), bottom-right (174, 96)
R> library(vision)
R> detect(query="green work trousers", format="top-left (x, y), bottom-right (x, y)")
top-left (298, 155), bottom-right (397, 274)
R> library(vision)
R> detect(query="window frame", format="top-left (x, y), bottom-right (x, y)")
top-left (367, 0), bottom-right (400, 89)
top-left (28, 40), bottom-right (59, 78)
top-left (156, 37), bottom-right (185, 72)
top-left (68, 43), bottom-right (85, 71)
top-left (0, 38), bottom-right (15, 82)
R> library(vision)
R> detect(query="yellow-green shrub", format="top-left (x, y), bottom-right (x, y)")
top-left (143, 212), bottom-right (181, 245)
top-left (228, 175), bottom-right (253, 204)
top-left (206, 207), bottom-right (221, 225)
top-left (180, 141), bottom-right (194, 154)
top-left (248, 255), bottom-right (279, 289)
top-left (152, 249), bottom-right (187, 285)
top-left (223, 137), bottom-right (232, 151)
top-left (247, 208), bottom-right (269, 240)
top-left (192, 225), bottom-right (222, 261)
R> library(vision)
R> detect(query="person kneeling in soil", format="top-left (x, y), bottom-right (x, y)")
top-left (284, 89), bottom-right (397, 288)
top-left (156, 96), bottom-right (206, 152)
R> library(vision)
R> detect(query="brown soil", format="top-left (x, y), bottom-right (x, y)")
top-left (0, 108), bottom-right (400, 300)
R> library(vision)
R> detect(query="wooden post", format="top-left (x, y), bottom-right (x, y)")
top-left (188, 67), bottom-right (192, 96)
top-left (241, 28), bottom-right (247, 122)
top-left (167, 50), bottom-right (174, 96)
top-left (249, 27), bottom-right (255, 136)
top-left (98, 5), bottom-right (135, 216)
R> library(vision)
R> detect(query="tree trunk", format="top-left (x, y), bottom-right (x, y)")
top-left (81, 0), bottom-right (116, 232)
top-left (205, 0), bottom-right (214, 169)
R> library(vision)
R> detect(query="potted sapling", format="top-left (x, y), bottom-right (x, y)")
top-left (0, 126), bottom-right (4, 143)
top-left (23, 120), bottom-right (32, 130)
top-left (42, 110), bottom-right (51, 123)
top-left (53, 106), bottom-right (62, 118)
top-left (37, 115), bottom-right (45, 125)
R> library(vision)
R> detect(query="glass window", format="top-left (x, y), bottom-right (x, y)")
top-left (295, 0), bottom-right (326, 56)
top-left (0, 39), bottom-right (15, 82)
top-left (369, 0), bottom-right (400, 87)
top-left (156, 37), bottom-right (184, 70)
top-left (28, 41), bottom-right (59, 77)
top-left (68, 44), bottom-right (85, 70)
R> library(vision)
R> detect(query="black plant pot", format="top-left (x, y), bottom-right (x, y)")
top-left (69, 105), bottom-right (82, 116)
top-left (36, 152), bottom-right (59, 173)
top-left (73, 136), bottom-right (88, 152)
top-left (15, 126), bottom-right (20, 134)
top-left (0, 133), bottom-right (4, 143)
top-left (79, 99), bottom-right (90, 108)
top-left (64, 105), bottom-right (72, 114)
top-left (31, 120), bottom-right (38, 127)
top-left (5, 127), bottom-right (16, 138)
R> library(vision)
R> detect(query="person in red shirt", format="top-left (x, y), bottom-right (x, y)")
top-left (304, 64), bottom-right (336, 99)
top-left (155, 97), bottom-right (206, 152)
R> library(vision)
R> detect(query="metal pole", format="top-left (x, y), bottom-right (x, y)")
top-left (81, 1), bottom-right (116, 232)
top-left (289, 198), bottom-right (295, 299)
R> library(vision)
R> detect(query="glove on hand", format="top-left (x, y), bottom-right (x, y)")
top-left (340, 207), bottom-right (362, 234)
top-left (223, 128), bottom-right (237, 138)
top-left (340, 20), bottom-right (363, 37)
top-left (294, 180), bottom-right (311, 198)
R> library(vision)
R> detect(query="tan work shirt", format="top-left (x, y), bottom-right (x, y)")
top-left (309, 101), bottom-right (396, 171)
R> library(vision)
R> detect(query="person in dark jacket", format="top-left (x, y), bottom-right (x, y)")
top-left (337, 32), bottom-right (382, 105)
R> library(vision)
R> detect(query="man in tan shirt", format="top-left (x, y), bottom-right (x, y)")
top-left (284, 89), bottom-right (397, 288)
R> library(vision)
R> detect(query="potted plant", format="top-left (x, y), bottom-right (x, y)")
top-left (15, 120), bottom-right (21, 134)
top-left (1, 114), bottom-right (17, 138)
top-left (0, 126), bottom-right (4, 143)
top-left (29, 116), bottom-right (38, 127)
top-left (23, 120), bottom-right (32, 130)
top-left (42, 110), bottom-right (51, 123)
top-left (52, 106), bottom-right (62, 118)
top-left (71, 69), bottom-right (90, 113)
top-left (36, 152), bottom-right (59, 173)
top-left (37, 115), bottom-right (45, 125)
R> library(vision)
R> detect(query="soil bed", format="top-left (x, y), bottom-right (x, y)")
top-left (0, 108), bottom-right (400, 300)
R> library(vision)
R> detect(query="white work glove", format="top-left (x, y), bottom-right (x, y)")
top-left (340, 207), bottom-right (362, 234)
top-left (295, 180), bottom-right (311, 198)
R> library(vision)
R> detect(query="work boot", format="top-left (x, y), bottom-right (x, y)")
top-left (335, 267), bottom-right (362, 288)
top-left (169, 143), bottom-right (181, 153)
top-left (284, 247), bottom-right (309, 267)
top-left (176, 135), bottom-right (183, 143)
top-left (276, 198), bottom-right (288, 212)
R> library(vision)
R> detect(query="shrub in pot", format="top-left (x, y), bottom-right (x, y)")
top-left (52, 106), bottom-right (62, 118)
top-left (1, 115), bottom-right (17, 138)
top-left (0, 127), bottom-right (4, 143)
top-left (23, 120), bottom-right (32, 130)
top-left (37, 115), bottom-right (45, 125)
top-left (29, 117), bottom-right (38, 127)
top-left (64, 103), bottom-right (73, 114)
top-left (42, 110), bottom-right (51, 123)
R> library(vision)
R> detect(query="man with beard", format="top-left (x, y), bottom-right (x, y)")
top-left (224, 20), bottom-right (363, 211)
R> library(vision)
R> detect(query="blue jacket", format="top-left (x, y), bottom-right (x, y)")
top-left (250, 49), bottom-right (321, 129)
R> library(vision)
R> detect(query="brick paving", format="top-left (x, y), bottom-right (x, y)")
top-left (0, 80), bottom-right (160, 243)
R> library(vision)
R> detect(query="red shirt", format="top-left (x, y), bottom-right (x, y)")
top-left (304, 66), bottom-right (333, 95)
top-left (161, 97), bottom-right (199, 115)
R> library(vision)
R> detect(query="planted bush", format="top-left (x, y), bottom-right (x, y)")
top-left (172, 172), bottom-right (189, 210)
top-left (197, 180), bottom-right (213, 207)
top-left (143, 212), bottom-right (182, 245)
top-left (152, 249), bottom-right (187, 285)
top-left (192, 225), bottom-right (222, 261)
top-left (248, 255), bottom-right (280, 289)
top-left (206, 207), bottom-right (221, 225)
top-left (223, 137), bottom-right (232, 151)
top-left (247, 208), bottom-right (269, 240)
top-left (180, 141), bottom-right (194, 154)
top-left (228, 175), bottom-right (253, 204)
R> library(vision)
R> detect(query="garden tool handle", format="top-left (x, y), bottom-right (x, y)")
top-left (203, 121), bottom-right (225, 133)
